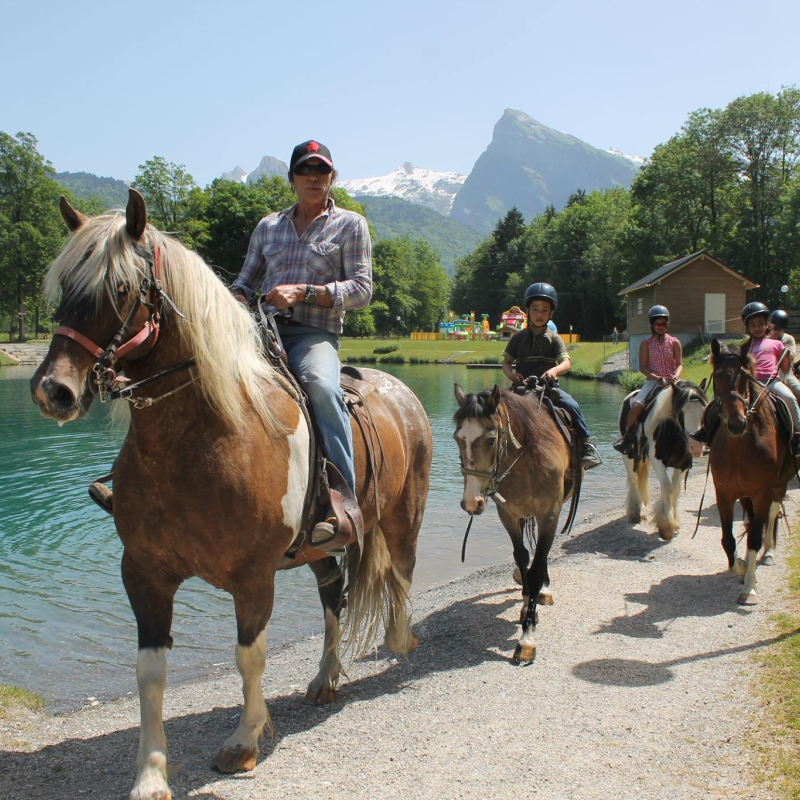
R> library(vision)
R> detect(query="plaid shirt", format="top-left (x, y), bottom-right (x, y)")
top-left (231, 197), bottom-right (372, 334)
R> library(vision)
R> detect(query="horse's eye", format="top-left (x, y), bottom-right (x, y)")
top-left (116, 284), bottom-right (130, 296)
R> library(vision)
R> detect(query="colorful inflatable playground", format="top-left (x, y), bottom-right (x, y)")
top-left (410, 308), bottom-right (580, 342)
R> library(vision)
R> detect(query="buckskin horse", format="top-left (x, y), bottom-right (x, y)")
top-left (30, 191), bottom-right (432, 800)
top-left (618, 381), bottom-right (708, 540)
top-left (453, 383), bottom-right (578, 664)
top-left (707, 338), bottom-right (793, 605)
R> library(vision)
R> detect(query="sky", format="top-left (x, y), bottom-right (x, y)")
top-left (2, 0), bottom-right (799, 187)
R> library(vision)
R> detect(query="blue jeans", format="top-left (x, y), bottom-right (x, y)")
top-left (554, 389), bottom-right (592, 440)
top-left (279, 324), bottom-right (356, 493)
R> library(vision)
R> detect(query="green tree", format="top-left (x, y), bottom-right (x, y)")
top-left (0, 132), bottom-right (66, 340)
top-left (133, 156), bottom-right (197, 233)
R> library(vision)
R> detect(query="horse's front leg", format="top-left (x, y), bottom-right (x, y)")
top-left (514, 508), bottom-right (557, 664)
top-left (716, 491), bottom-right (743, 575)
top-left (739, 497), bottom-right (771, 605)
top-left (304, 556), bottom-right (344, 705)
top-left (651, 457), bottom-right (680, 540)
top-left (762, 500), bottom-right (781, 565)
top-left (122, 552), bottom-right (180, 800)
top-left (508, 518), bottom-right (530, 589)
top-left (212, 584), bottom-right (275, 774)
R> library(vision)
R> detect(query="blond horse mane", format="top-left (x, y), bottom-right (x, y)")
top-left (44, 211), bottom-right (283, 434)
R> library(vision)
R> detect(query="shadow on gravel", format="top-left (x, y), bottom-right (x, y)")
top-left (0, 585), bottom-right (527, 799)
top-left (572, 625), bottom-right (800, 688)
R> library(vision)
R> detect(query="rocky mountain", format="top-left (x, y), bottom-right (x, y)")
top-left (450, 109), bottom-right (642, 234)
top-left (220, 166), bottom-right (248, 183)
top-left (53, 172), bottom-right (129, 209)
top-left (340, 163), bottom-right (466, 216)
top-left (355, 195), bottom-right (482, 277)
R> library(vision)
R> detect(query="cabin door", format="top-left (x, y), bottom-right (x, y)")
top-left (704, 293), bottom-right (725, 334)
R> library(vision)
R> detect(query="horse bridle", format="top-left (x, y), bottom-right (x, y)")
top-left (711, 360), bottom-right (765, 420)
top-left (54, 240), bottom-right (196, 409)
top-left (458, 409), bottom-right (524, 502)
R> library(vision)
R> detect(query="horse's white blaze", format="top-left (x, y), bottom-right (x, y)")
top-left (456, 418), bottom-right (489, 510)
top-left (224, 628), bottom-right (269, 751)
top-left (132, 648), bottom-right (169, 799)
top-left (282, 417), bottom-right (310, 532)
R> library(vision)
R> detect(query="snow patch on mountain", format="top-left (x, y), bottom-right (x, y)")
top-left (607, 148), bottom-right (647, 166)
top-left (220, 166), bottom-right (248, 183)
top-left (340, 162), bottom-right (467, 215)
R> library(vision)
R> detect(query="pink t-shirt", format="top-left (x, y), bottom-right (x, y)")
top-left (749, 336), bottom-right (785, 381)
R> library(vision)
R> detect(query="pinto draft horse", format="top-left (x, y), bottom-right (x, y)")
top-left (706, 338), bottom-right (795, 605)
top-left (453, 383), bottom-right (578, 664)
top-left (618, 381), bottom-right (708, 540)
top-left (30, 191), bottom-right (432, 800)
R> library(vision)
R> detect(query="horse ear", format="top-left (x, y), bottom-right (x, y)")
top-left (59, 196), bottom-right (87, 232)
top-left (488, 385), bottom-right (502, 413)
top-left (126, 188), bottom-right (148, 241)
top-left (710, 338), bottom-right (721, 361)
top-left (699, 377), bottom-right (708, 394)
top-left (454, 383), bottom-right (466, 408)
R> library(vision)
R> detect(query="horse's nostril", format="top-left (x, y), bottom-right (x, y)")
top-left (49, 383), bottom-right (76, 410)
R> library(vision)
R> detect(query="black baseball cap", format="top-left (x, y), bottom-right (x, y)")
top-left (289, 140), bottom-right (333, 172)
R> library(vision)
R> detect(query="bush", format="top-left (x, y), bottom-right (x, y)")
top-left (618, 371), bottom-right (646, 393)
top-left (476, 355), bottom-right (502, 364)
top-left (378, 354), bottom-right (405, 364)
top-left (409, 356), bottom-right (432, 364)
top-left (373, 344), bottom-right (399, 355)
top-left (347, 355), bottom-right (377, 364)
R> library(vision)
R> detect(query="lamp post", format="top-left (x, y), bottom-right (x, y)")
top-left (396, 316), bottom-right (402, 342)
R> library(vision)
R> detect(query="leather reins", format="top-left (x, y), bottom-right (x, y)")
top-left (53, 240), bottom-right (196, 409)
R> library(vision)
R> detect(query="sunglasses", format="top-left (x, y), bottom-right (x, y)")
top-left (294, 162), bottom-right (332, 176)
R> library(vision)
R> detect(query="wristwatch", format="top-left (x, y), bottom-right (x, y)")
top-left (304, 284), bottom-right (317, 305)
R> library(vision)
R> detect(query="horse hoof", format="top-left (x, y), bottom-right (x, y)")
top-left (212, 744), bottom-right (258, 774)
top-left (627, 513), bottom-right (642, 524)
top-left (303, 684), bottom-right (337, 706)
top-left (761, 553), bottom-right (775, 566)
top-left (737, 590), bottom-right (758, 606)
top-left (512, 566), bottom-right (523, 585)
top-left (537, 589), bottom-right (554, 606)
top-left (512, 643), bottom-right (536, 664)
top-left (658, 528), bottom-right (675, 541)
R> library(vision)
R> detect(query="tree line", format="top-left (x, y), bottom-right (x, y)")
top-left (452, 87), bottom-right (800, 339)
top-left (0, 142), bottom-right (450, 340)
top-left (4, 86), bottom-right (800, 342)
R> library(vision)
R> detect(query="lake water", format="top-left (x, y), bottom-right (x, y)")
top-left (0, 363), bottom-right (627, 710)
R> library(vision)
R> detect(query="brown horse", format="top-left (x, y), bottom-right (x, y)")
top-left (708, 338), bottom-right (793, 605)
top-left (453, 384), bottom-right (575, 664)
top-left (30, 191), bottom-right (432, 800)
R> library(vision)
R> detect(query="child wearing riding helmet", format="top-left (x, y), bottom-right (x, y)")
top-left (768, 309), bottom-right (800, 404)
top-left (613, 305), bottom-right (682, 456)
top-left (741, 302), bottom-right (800, 454)
top-left (502, 282), bottom-right (602, 469)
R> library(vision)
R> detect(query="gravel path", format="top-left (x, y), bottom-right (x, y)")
top-left (1, 469), bottom-right (792, 799)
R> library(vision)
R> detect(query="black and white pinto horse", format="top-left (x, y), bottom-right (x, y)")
top-left (619, 381), bottom-right (708, 540)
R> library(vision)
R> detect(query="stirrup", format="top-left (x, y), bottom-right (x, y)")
top-left (613, 435), bottom-right (634, 456)
top-left (88, 481), bottom-right (113, 515)
top-left (310, 517), bottom-right (347, 554)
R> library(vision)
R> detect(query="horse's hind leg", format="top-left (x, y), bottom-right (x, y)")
top-left (762, 500), bottom-right (781, 565)
top-left (379, 516), bottom-right (419, 656)
top-left (304, 557), bottom-right (344, 705)
top-left (122, 552), bottom-right (179, 800)
top-left (212, 583), bottom-right (275, 774)
top-left (625, 455), bottom-right (650, 523)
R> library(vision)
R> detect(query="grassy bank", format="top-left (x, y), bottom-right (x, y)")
top-left (753, 521), bottom-right (800, 798)
top-left (0, 684), bottom-right (43, 718)
top-left (0, 350), bottom-right (16, 366)
top-left (339, 336), bottom-right (628, 373)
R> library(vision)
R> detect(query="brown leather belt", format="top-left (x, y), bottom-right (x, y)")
top-left (275, 316), bottom-right (301, 326)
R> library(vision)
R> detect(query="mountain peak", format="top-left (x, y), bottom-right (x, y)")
top-left (340, 164), bottom-right (467, 215)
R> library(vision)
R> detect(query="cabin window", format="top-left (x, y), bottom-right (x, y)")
top-left (637, 297), bottom-right (643, 315)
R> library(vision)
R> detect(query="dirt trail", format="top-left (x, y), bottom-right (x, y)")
top-left (1, 470), bottom-right (791, 799)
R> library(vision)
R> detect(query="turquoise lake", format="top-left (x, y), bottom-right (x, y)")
top-left (0, 363), bottom-right (628, 709)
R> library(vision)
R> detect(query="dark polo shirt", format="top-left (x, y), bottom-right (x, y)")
top-left (504, 327), bottom-right (569, 378)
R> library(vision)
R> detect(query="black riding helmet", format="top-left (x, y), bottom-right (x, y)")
top-left (524, 282), bottom-right (558, 311)
top-left (648, 304), bottom-right (670, 322)
top-left (770, 309), bottom-right (790, 331)
top-left (742, 301), bottom-right (770, 324)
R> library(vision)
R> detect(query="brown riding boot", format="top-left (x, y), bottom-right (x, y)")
top-left (613, 428), bottom-right (637, 456)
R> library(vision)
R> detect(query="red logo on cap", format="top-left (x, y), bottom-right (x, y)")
top-left (307, 141), bottom-right (320, 152)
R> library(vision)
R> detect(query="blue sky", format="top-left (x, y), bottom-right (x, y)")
top-left (2, 0), bottom-right (798, 186)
